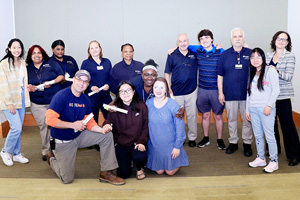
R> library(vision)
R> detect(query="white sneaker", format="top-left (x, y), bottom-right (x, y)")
top-left (13, 153), bottom-right (29, 164)
top-left (1, 150), bottom-right (13, 166)
top-left (248, 157), bottom-right (267, 168)
top-left (264, 161), bottom-right (278, 173)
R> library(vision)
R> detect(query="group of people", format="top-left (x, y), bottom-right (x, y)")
top-left (0, 27), bottom-right (299, 185)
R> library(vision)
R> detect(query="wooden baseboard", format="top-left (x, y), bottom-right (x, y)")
top-left (1, 110), bottom-right (299, 138)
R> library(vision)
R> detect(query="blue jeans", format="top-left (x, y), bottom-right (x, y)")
top-left (2, 89), bottom-right (25, 156)
top-left (249, 107), bottom-right (278, 162)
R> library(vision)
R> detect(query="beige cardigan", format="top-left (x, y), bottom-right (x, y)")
top-left (0, 58), bottom-right (30, 110)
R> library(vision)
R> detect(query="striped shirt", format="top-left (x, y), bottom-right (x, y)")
top-left (266, 49), bottom-right (295, 100)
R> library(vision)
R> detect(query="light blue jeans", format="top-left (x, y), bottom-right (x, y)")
top-left (2, 89), bottom-right (25, 156)
top-left (249, 107), bottom-right (278, 162)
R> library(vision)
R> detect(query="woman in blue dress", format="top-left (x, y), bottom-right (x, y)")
top-left (146, 77), bottom-right (189, 175)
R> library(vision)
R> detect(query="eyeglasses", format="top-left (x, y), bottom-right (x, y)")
top-left (143, 73), bottom-right (157, 78)
top-left (75, 77), bottom-right (89, 84)
top-left (276, 37), bottom-right (288, 42)
top-left (153, 86), bottom-right (166, 90)
top-left (250, 56), bottom-right (262, 60)
top-left (119, 88), bottom-right (132, 95)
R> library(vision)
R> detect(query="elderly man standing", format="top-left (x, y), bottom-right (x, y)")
top-left (164, 33), bottom-right (198, 147)
top-left (217, 28), bottom-right (253, 157)
top-left (45, 70), bottom-right (125, 185)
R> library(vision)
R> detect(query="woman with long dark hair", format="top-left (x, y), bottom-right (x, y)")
top-left (0, 38), bottom-right (30, 166)
top-left (26, 45), bottom-right (64, 161)
top-left (103, 81), bottom-right (148, 180)
top-left (266, 31), bottom-right (300, 166)
top-left (246, 48), bottom-right (280, 173)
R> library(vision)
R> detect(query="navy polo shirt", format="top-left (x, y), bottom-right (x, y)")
top-left (81, 57), bottom-right (112, 97)
top-left (130, 76), bottom-right (154, 102)
top-left (109, 59), bottom-right (144, 94)
top-left (27, 59), bottom-right (64, 104)
top-left (165, 47), bottom-right (197, 96)
top-left (49, 87), bottom-right (92, 140)
top-left (217, 47), bottom-right (252, 101)
top-left (49, 55), bottom-right (79, 88)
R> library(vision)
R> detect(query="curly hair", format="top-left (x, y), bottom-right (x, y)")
top-left (270, 31), bottom-right (292, 52)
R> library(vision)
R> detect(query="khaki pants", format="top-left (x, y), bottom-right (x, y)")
top-left (30, 102), bottom-right (50, 155)
top-left (225, 101), bottom-right (253, 144)
top-left (174, 88), bottom-right (198, 141)
top-left (49, 130), bottom-right (118, 184)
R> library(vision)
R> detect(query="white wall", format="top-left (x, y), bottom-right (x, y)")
top-left (0, 0), bottom-right (15, 123)
top-left (288, 0), bottom-right (300, 113)
top-left (14, 0), bottom-right (287, 77)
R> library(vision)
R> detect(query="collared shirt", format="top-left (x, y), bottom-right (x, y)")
top-left (165, 47), bottom-right (197, 96)
top-left (81, 57), bottom-right (112, 97)
top-left (27, 59), bottom-right (64, 104)
top-left (217, 47), bottom-right (252, 101)
top-left (130, 76), bottom-right (154, 102)
top-left (50, 55), bottom-right (79, 88)
top-left (109, 59), bottom-right (144, 94)
top-left (189, 45), bottom-right (224, 90)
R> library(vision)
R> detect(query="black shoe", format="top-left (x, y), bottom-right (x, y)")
top-left (42, 155), bottom-right (47, 161)
top-left (225, 143), bottom-right (238, 154)
top-left (288, 159), bottom-right (299, 166)
top-left (188, 140), bottom-right (196, 147)
top-left (197, 137), bottom-right (210, 148)
top-left (243, 143), bottom-right (253, 157)
top-left (217, 139), bottom-right (226, 150)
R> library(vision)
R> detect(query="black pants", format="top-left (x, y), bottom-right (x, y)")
top-left (89, 92), bottom-right (112, 123)
top-left (274, 99), bottom-right (300, 160)
top-left (115, 144), bottom-right (148, 179)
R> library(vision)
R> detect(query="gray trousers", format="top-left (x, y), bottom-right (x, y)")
top-left (174, 88), bottom-right (198, 141)
top-left (30, 102), bottom-right (50, 155)
top-left (225, 101), bottom-right (253, 144)
top-left (49, 130), bottom-right (118, 184)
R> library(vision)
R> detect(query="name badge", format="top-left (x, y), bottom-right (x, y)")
top-left (235, 64), bottom-right (242, 69)
top-left (97, 66), bottom-right (103, 70)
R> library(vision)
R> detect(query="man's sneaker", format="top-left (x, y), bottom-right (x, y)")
top-left (13, 153), bottom-right (29, 164)
top-left (0, 150), bottom-right (13, 166)
top-left (197, 137), bottom-right (210, 148)
top-left (264, 161), bottom-right (279, 173)
top-left (217, 139), bottom-right (226, 150)
top-left (248, 157), bottom-right (267, 168)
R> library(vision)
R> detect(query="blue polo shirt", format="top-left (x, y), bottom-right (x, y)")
top-left (109, 59), bottom-right (144, 94)
top-left (27, 59), bottom-right (64, 104)
top-left (130, 76), bottom-right (154, 102)
top-left (49, 87), bottom-right (92, 140)
top-left (165, 47), bottom-right (197, 96)
top-left (81, 57), bottom-right (112, 97)
top-left (49, 55), bottom-right (79, 88)
top-left (189, 45), bottom-right (224, 90)
top-left (217, 47), bottom-right (251, 101)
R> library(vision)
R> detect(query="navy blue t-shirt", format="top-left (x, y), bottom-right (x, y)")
top-left (130, 76), bottom-right (154, 102)
top-left (217, 47), bottom-right (251, 101)
top-left (165, 47), bottom-right (197, 95)
top-left (110, 59), bottom-right (144, 94)
top-left (27, 59), bottom-right (64, 104)
top-left (49, 87), bottom-right (93, 140)
top-left (81, 57), bottom-right (112, 97)
top-left (49, 55), bottom-right (79, 88)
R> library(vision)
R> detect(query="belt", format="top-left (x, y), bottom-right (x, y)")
top-left (55, 139), bottom-right (73, 144)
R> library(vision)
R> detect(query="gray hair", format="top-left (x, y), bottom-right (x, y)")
top-left (230, 27), bottom-right (245, 38)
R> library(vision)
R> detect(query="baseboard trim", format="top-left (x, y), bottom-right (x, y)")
top-left (1, 110), bottom-right (298, 138)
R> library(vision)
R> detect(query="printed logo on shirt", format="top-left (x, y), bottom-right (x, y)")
top-left (43, 64), bottom-right (51, 67)
top-left (243, 55), bottom-right (250, 60)
top-left (67, 61), bottom-right (74, 65)
top-left (135, 113), bottom-right (140, 116)
top-left (69, 103), bottom-right (86, 107)
top-left (263, 81), bottom-right (270, 86)
top-left (135, 70), bottom-right (141, 74)
top-left (188, 55), bottom-right (195, 59)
